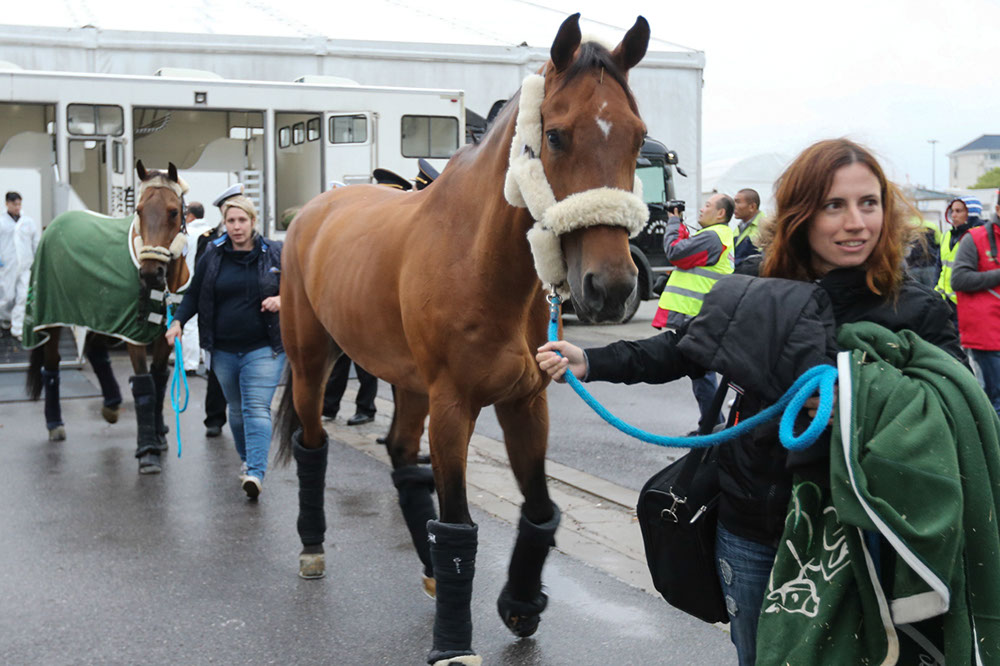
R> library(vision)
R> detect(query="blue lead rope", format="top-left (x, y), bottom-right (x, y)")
top-left (165, 302), bottom-right (189, 457)
top-left (546, 295), bottom-right (838, 451)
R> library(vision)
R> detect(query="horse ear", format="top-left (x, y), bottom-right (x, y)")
top-left (611, 16), bottom-right (650, 73)
top-left (550, 13), bottom-right (581, 73)
top-left (136, 160), bottom-right (147, 181)
top-left (168, 163), bottom-right (179, 183)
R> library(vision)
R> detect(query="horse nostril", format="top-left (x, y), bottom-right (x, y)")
top-left (582, 272), bottom-right (606, 312)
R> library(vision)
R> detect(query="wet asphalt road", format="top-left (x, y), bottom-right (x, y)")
top-left (0, 319), bottom-right (736, 665)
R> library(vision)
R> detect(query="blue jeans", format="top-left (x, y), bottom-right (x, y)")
top-left (715, 523), bottom-right (777, 666)
top-left (692, 372), bottom-right (724, 431)
top-left (971, 349), bottom-right (1000, 420)
top-left (211, 346), bottom-right (286, 481)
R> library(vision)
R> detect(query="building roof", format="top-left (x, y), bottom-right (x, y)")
top-left (2, 0), bottom-right (697, 52)
top-left (951, 135), bottom-right (1000, 155)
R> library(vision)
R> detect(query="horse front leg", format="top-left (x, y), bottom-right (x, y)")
top-left (149, 336), bottom-right (172, 451)
top-left (494, 392), bottom-right (560, 639)
top-left (127, 342), bottom-right (161, 474)
top-left (40, 329), bottom-right (65, 440)
top-left (385, 388), bottom-right (437, 597)
top-left (84, 334), bottom-right (123, 424)
top-left (425, 390), bottom-right (482, 666)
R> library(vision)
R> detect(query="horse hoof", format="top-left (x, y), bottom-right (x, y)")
top-left (422, 575), bottom-right (436, 599)
top-left (48, 426), bottom-right (66, 441)
top-left (432, 656), bottom-right (482, 666)
top-left (298, 552), bottom-right (325, 579)
top-left (101, 405), bottom-right (120, 424)
top-left (138, 453), bottom-right (162, 475)
top-left (497, 585), bottom-right (547, 638)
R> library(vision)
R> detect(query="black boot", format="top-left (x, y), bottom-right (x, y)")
top-left (152, 367), bottom-right (169, 451)
top-left (292, 428), bottom-right (328, 579)
top-left (497, 502), bottom-right (561, 637)
top-left (426, 520), bottom-right (479, 665)
top-left (41, 368), bottom-right (65, 441)
top-left (85, 342), bottom-right (122, 423)
top-left (131, 374), bottom-right (161, 474)
top-left (391, 465), bottom-right (438, 578)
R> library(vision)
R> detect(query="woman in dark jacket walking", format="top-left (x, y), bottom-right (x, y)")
top-left (166, 195), bottom-right (284, 500)
top-left (537, 139), bottom-right (964, 664)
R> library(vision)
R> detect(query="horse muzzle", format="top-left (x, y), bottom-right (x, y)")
top-left (571, 268), bottom-right (638, 323)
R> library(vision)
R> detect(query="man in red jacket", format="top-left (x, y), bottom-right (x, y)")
top-left (952, 192), bottom-right (1000, 418)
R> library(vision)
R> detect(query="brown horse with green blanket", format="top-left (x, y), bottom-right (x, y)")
top-left (24, 162), bottom-right (191, 474)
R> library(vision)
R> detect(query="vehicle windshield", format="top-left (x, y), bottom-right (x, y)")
top-left (636, 165), bottom-right (667, 205)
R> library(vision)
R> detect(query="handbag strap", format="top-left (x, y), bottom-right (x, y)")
top-left (676, 375), bottom-right (730, 491)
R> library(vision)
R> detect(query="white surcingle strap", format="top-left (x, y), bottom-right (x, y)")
top-left (503, 74), bottom-right (649, 298)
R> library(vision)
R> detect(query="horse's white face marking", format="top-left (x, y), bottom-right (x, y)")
top-left (596, 117), bottom-right (612, 139)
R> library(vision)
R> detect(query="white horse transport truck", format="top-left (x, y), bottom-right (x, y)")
top-left (0, 65), bottom-right (465, 237)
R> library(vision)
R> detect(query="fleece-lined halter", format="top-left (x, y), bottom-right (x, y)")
top-left (503, 73), bottom-right (649, 299)
top-left (128, 174), bottom-right (190, 268)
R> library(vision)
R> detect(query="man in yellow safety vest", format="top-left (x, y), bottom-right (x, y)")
top-left (653, 192), bottom-right (735, 433)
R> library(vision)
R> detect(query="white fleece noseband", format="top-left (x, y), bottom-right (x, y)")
top-left (131, 173), bottom-right (191, 266)
top-left (504, 74), bottom-right (648, 298)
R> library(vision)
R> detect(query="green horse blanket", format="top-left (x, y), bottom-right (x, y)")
top-left (757, 322), bottom-right (1000, 665)
top-left (22, 211), bottom-right (171, 348)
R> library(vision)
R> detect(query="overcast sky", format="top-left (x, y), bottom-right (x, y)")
top-left (557, 0), bottom-right (1000, 190)
top-left (9, 0), bottom-right (999, 190)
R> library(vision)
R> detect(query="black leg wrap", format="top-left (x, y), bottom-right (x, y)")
top-left (391, 465), bottom-right (438, 578)
top-left (292, 428), bottom-right (329, 547)
top-left (152, 368), bottom-right (169, 450)
top-left (497, 502), bottom-right (561, 638)
top-left (131, 374), bottom-right (161, 473)
top-left (85, 344), bottom-right (122, 408)
top-left (41, 368), bottom-right (63, 429)
top-left (427, 520), bottom-right (479, 665)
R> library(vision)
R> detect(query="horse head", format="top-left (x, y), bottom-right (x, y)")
top-left (506, 13), bottom-right (651, 323)
top-left (134, 160), bottom-right (189, 292)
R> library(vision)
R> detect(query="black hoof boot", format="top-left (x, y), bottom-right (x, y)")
top-left (497, 502), bottom-right (561, 638)
top-left (292, 429), bottom-right (329, 579)
top-left (41, 368), bottom-right (64, 435)
top-left (497, 584), bottom-right (547, 638)
top-left (427, 520), bottom-right (480, 666)
top-left (132, 374), bottom-right (162, 474)
top-left (152, 368), bottom-right (170, 451)
top-left (391, 465), bottom-right (438, 579)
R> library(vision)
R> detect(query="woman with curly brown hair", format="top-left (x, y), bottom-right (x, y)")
top-left (537, 138), bottom-right (965, 664)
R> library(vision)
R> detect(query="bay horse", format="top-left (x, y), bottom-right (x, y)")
top-left (276, 13), bottom-right (650, 665)
top-left (25, 162), bottom-right (191, 475)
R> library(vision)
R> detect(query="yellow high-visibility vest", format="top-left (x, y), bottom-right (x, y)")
top-left (657, 223), bottom-right (735, 317)
top-left (936, 229), bottom-right (959, 303)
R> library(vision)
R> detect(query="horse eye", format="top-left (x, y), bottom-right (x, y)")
top-left (546, 130), bottom-right (562, 150)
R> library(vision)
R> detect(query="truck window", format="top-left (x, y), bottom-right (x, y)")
top-left (330, 115), bottom-right (367, 144)
top-left (68, 104), bottom-right (124, 136)
top-left (401, 115), bottom-right (458, 159)
top-left (636, 165), bottom-right (667, 204)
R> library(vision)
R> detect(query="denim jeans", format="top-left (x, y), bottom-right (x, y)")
top-left (715, 523), bottom-right (778, 666)
top-left (211, 346), bottom-right (286, 481)
top-left (971, 349), bottom-right (1000, 420)
top-left (692, 372), bottom-right (724, 431)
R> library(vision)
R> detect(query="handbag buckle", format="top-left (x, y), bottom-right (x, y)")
top-left (661, 488), bottom-right (687, 523)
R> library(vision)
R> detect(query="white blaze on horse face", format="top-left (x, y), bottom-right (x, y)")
top-left (596, 100), bottom-right (612, 140)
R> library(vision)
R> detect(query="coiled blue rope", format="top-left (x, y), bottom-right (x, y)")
top-left (546, 295), bottom-right (837, 451)
top-left (165, 302), bottom-right (189, 457)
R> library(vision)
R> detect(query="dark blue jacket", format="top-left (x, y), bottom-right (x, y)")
top-left (175, 233), bottom-right (283, 354)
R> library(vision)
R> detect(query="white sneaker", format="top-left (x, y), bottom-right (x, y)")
top-left (239, 462), bottom-right (248, 478)
top-left (242, 475), bottom-right (262, 499)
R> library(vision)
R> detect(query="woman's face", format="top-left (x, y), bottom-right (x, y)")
top-left (807, 162), bottom-right (883, 276)
top-left (225, 207), bottom-right (254, 247)
top-left (949, 201), bottom-right (968, 226)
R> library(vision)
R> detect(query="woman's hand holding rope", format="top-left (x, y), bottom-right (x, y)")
top-left (165, 320), bottom-right (182, 345)
top-left (536, 340), bottom-right (586, 382)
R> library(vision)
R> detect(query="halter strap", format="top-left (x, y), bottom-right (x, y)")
top-left (503, 74), bottom-right (649, 298)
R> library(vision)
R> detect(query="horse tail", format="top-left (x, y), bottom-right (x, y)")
top-left (25, 346), bottom-right (44, 400)
top-left (273, 363), bottom-right (301, 467)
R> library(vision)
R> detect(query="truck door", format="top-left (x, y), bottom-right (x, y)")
top-left (106, 137), bottom-right (130, 216)
top-left (323, 112), bottom-right (374, 187)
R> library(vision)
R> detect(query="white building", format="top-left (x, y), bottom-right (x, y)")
top-left (0, 3), bottom-right (705, 207)
top-left (948, 134), bottom-right (1000, 189)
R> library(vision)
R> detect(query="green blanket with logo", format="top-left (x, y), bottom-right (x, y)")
top-left (22, 210), bottom-right (168, 348)
top-left (757, 321), bottom-right (1000, 665)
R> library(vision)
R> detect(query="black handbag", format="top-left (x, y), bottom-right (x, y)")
top-left (636, 377), bottom-right (729, 624)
